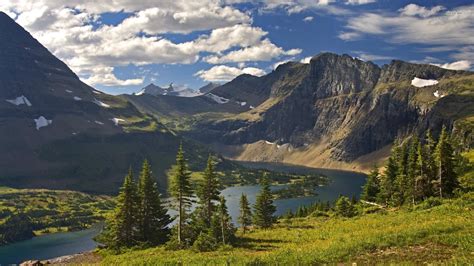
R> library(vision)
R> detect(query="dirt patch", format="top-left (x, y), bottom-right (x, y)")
top-left (351, 243), bottom-right (455, 265)
top-left (48, 251), bottom-right (102, 265)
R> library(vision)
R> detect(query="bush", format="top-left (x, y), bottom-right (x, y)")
top-left (192, 231), bottom-right (217, 252)
top-left (310, 210), bottom-right (329, 217)
top-left (415, 197), bottom-right (442, 210)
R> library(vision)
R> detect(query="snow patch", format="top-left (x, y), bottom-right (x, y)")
top-left (34, 116), bottom-right (52, 130)
top-left (92, 90), bottom-right (102, 94)
top-left (206, 93), bottom-right (229, 104)
top-left (433, 90), bottom-right (446, 98)
top-left (6, 95), bottom-right (32, 106)
top-left (249, 105), bottom-right (255, 109)
top-left (65, 89), bottom-right (73, 93)
top-left (277, 143), bottom-right (289, 149)
top-left (265, 140), bottom-right (275, 145)
top-left (236, 101), bottom-right (247, 106)
top-left (135, 89), bottom-right (145, 96)
top-left (93, 98), bottom-right (110, 108)
top-left (74, 96), bottom-right (82, 101)
top-left (111, 118), bottom-right (125, 126)
top-left (411, 77), bottom-right (438, 88)
top-left (94, 120), bottom-right (104, 125)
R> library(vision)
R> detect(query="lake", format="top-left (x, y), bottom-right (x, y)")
top-left (0, 162), bottom-right (366, 264)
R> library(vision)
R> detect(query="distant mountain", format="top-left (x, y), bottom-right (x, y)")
top-left (128, 53), bottom-right (474, 172)
top-left (135, 83), bottom-right (201, 97)
top-left (0, 12), bottom-right (218, 193)
top-left (198, 82), bottom-right (221, 94)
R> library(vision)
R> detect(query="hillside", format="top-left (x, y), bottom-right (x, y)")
top-left (127, 54), bottom-right (474, 172)
top-left (0, 12), bottom-right (217, 194)
top-left (72, 193), bottom-right (473, 265)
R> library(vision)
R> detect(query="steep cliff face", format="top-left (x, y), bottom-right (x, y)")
top-left (185, 53), bottom-right (473, 163)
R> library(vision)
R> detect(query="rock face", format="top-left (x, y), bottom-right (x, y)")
top-left (136, 83), bottom-right (201, 97)
top-left (0, 12), bottom-right (211, 193)
top-left (176, 53), bottom-right (473, 162)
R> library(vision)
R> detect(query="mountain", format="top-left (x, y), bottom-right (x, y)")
top-left (129, 53), bottom-right (474, 172)
top-left (198, 82), bottom-right (221, 94)
top-left (135, 83), bottom-right (201, 97)
top-left (0, 12), bottom-right (216, 193)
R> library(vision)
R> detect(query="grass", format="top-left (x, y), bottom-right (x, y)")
top-left (0, 187), bottom-right (114, 238)
top-left (98, 193), bottom-right (473, 265)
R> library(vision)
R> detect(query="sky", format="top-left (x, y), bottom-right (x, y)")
top-left (1, 0), bottom-right (473, 94)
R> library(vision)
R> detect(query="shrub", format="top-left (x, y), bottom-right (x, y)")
top-left (192, 231), bottom-right (217, 252)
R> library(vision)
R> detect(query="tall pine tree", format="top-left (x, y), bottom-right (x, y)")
top-left (361, 166), bottom-right (380, 202)
top-left (137, 160), bottom-right (171, 245)
top-left (168, 143), bottom-right (193, 244)
top-left (378, 144), bottom-right (399, 206)
top-left (111, 168), bottom-right (139, 247)
top-left (238, 193), bottom-right (252, 233)
top-left (253, 176), bottom-right (276, 228)
top-left (434, 126), bottom-right (458, 198)
top-left (196, 155), bottom-right (220, 227)
top-left (211, 196), bottom-right (235, 245)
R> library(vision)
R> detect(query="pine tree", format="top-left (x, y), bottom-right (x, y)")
top-left (434, 126), bottom-right (458, 198)
top-left (137, 160), bottom-right (171, 245)
top-left (361, 166), bottom-right (380, 202)
top-left (168, 143), bottom-right (193, 244)
top-left (211, 196), bottom-right (235, 245)
top-left (406, 137), bottom-right (419, 205)
top-left (378, 145), bottom-right (399, 206)
top-left (238, 193), bottom-right (252, 233)
top-left (253, 176), bottom-right (276, 228)
top-left (394, 141), bottom-right (409, 205)
top-left (335, 196), bottom-right (356, 217)
top-left (415, 141), bottom-right (428, 201)
top-left (111, 168), bottom-right (139, 247)
top-left (196, 155), bottom-right (220, 227)
top-left (424, 130), bottom-right (437, 196)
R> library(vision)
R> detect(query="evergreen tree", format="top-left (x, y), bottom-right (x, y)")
top-left (406, 137), bottom-right (419, 205)
top-left (415, 141), bottom-right (428, 201)
top-left (196, 155), bottom-right (220, 227)
top-left (238, 193), bottom-right (252, 233)
top-left (211, 196), bottom-right (235, 245)
top-left (394, 142), bottom-right (409, 205)
top-left (361, 166), bottom-right (380, 202)
top-left (424, 130), bottom-right (437, 196)
top-left (253, 176), bottom-right (276, 228)
top-left (137, 160), bottom-right (171, 245)
top-left (168, 143), bottom-right (193, 244)
top-left (379, 146), bottom-right (398, 205)
top-left (111, 168), bottom-right (139, 247)
top-left (434, 126), bottom-right (458, 198)
top-left (335, 196), bottom-right (356, 217)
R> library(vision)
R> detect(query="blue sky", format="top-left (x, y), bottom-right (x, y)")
top-left (2, 0), bottom-right (473, 94)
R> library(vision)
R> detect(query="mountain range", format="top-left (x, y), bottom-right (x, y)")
top-left (0, 11), bottom-right (472, 192)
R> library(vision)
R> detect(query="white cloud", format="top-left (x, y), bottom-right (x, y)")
top-left (195, 65), bottom-right (266, 82)
top-left (272, 58), bottom-right (294, 70)
top-left (352, 51), bottom-right (393, 61)
top-left (204, 39), bottom-right (301, 64)
top-left (432, 60), bottom-right (471, 71)
top-left (303, 16), bottom-right (314, 22)
top-left (0, 1), bottom-right (302, 87)
top-left (346, 0), bottom-right (376, 5)
top-left (399, 4), bottom-right (445, 18)
top-left (300, 56), bottom-right (312, 63)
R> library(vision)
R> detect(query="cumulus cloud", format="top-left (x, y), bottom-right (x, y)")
top-left (432, 60), bottom-right (471, 71)
top-left (204, 39), bottom-right (301, 64)
top-left (300, 56), bottom-right (312, 63)
top-left (0, 1), bottom-right (301, 87)
top-left (399, 4), bottom-right (445, 18)
top-left (195, 65), bottom-right (266, 82)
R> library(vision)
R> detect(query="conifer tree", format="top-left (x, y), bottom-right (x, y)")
top-left (424, 130), bottom-right (437, 196)
top-left (434, 126), bottom-right (458, 198)
top-left (406, 137), bottom-right (419, 205)
top-left (211, 196), bottom-right (235, 245)
top-left (238, 193), bottom-right (252, 233)
top-left (415, 141), bottom-right (428, 201)
top-left (137, 160), bottom-right (171, 245)
top-left (112, 168), bottom-right (139, 247)
top-left (379, 145), bottom-right (399, 205)
top-left (168, 143), bottom-right (193, 244)
top-left (394, 142), bottom-right (409, 205)
top-left (196, 155), bottom-right (220, 227)
top-left (335, 196), bottom-right (356, 217)
top-left (253, 176), bottom-right (276, 228)
top-left (361, 166), bottom-right (380, 202)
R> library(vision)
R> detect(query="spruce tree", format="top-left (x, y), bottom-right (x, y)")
top-left (211, 196), bottom-right (235, 245)
top-left (379, 146), bottom-right (399, 206)
top-left (196, 155), bottom-right (220, 227)
top-left (434, 126), bottom-right (458, 198)
top-left (238, 193), bottom-right (252, 233)
top-left (424, 130), bottom-right (437, 196)
top-left (394, 142), bottom-right (409, 205)
top-left (361, 166), bottom-right (380, 202)
top-left (335, 196), bottom-right (356, 217)
top-left (137, 160), bottom-right (171, 245)
top-left (253, 176), bottom-right (276, 228)
top-left (112, 168), bottom-right (139, 247)
top-left (168, 143), bottom-right (193, 244)
top-left (406, 137), bottom-right (419, 205)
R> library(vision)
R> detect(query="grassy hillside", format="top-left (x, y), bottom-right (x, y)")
top-left (97, 193), bottom-right (473, 265)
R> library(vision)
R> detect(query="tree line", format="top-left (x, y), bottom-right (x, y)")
top-left (100, 144), bottom-right (277, 251)
top-left (361, 126), bottom-right (468, 207)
